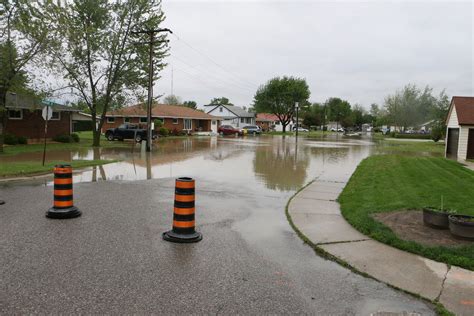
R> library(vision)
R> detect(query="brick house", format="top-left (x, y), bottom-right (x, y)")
top-left (5, 93), bottom-right (79, 140)
top-left (102, 104), bottom-right (221, 134)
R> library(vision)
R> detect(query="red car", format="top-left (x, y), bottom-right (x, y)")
top-left (218, 125), bottom-right (244, 136)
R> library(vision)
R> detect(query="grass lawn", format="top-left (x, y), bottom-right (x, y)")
top-left (339, 155), bottom-right (474, 270)
top-left (376, 139), bottom-right (445, 154)
top-left (0, 159), bottom-right (117, 178)
top-left (1, 131), bottom-right (129, 156)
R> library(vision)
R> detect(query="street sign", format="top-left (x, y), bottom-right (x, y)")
top-left (42, 106), bottom-right (52, 121)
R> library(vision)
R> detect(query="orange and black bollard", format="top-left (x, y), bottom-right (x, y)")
top-left (163, 177), bottom-right (202, 243)
top-left (46, 164), bottom-right (81, 219)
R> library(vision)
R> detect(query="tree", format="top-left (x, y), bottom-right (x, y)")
top-left (302, 103), bottom-right (324, 128)
top-left (383, 84), bottom-right (449, 130)
top-left (326, 97), bottom-right (351, 129)
top-left (182, 100), bottom-right (197, 109)
top-left (163, 94), bottom-right (181, 105)
top-left (42, 0), bottom-right (169, 147)
top-left (351, 104), bottom-right (366, 129)
top-left (0, 0), bottom-right (48, 152)
top-left (253, 76), bottom-right (310, 133)
top-left (210, 97), bottom-right (232, 105)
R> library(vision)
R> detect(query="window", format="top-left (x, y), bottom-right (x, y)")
top-left (107, 117), bottom-right (115, 123)
top-left (124, 117), bottom-right (130, 123)
top-left (219, 107), bottom-right (223, 112)
top-left (140, 117), bottom-right (147, 123)
top-left (246, 118), bottom-right (252, 123)
top-left (7, 109), bottom-right (22, 120)
top-left (172, 118), bottom-right (179, 124)
top-left (212, 120), bottom-right (216, 125)
top-left (241, 118), bottom-right (244, 123)
top-left (50, 111), bottom-right (60, 120)
top-left (184, 119), bottom-right (192, 130)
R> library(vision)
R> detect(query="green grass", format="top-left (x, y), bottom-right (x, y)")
top-left (339, 155), bottom-right (474, 270)
top-left (1, 131), bottom-right (129, 156)
top-left (0, 159), bottom-right (117, 178)
top-left (376, 139), bottom-right (445, 154)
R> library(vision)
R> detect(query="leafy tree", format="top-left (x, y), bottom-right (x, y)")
top-left (351, 104), bottom-right (365, 129)
top-left (182, 100), bottom-right (197, 109)
top-left (163, 94), bottom-right (181, 105)
top-left (0, 0), bottom-right (48, 152)
top-left (302, 103), bottom-right (324, 128)
top-left (383, 84), bottom-right (449, 130)
top-left (253, 76), bottom-right (310, 133)
top-left (42, 0), bottom-right (169, 147)
top-left (210, 97), bottom-right (232, 105)
top-left (326, 97), bottom-right (351, 129)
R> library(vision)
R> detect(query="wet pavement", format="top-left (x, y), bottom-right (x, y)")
top-left (0, 135), bottom-right (436, 314)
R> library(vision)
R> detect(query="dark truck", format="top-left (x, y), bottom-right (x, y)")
top-left (105, 124), bottom-right (157, 142)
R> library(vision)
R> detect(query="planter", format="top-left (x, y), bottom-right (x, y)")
top-left (448, 215), bottom-right (474, 240)
top-left (422, 207), bottom-right (450, 229)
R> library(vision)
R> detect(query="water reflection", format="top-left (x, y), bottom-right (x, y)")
top-left (253, 138), bottom-right (309, 191)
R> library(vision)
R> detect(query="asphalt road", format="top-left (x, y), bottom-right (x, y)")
top-left (0, 178), bottom-right (434, 314)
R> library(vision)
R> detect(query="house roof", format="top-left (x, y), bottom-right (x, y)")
top-left (256, 113), bottom-right (279, 122)
top-left (107, 104), bottom-right (221, 120)
top-left (208, 105), bottom-right (255, 118)
top-left (5, 93), bottom-right (79, 112)
top-left (448, 96), bottom-right (474, 125)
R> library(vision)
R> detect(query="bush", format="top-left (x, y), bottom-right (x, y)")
top-left (70, 133), bottom-right (80, 142)
top-left (154, 119), bottom-right (163, 128)
top-left (17, 136), bottom-right (28, 144)
top-left (431, 125), bottom-right (444, 142)
top-left (52, 134), bottom-right (73, 143)
top-left (158, 127), bottom-right (169, 137)
top-left (4, 134), bottom-right (18, 145)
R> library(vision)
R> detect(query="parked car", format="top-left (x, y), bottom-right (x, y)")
top-left (330, 127), bottom-right (345, 132)
top-left (218, 125), bottom-right (244, 136)
top-left (242, 125), bottom-right (261, 135)
top-left (105, 123), bottom-right (157, 142)
top-left (293, 127), bottom-right (309, 132)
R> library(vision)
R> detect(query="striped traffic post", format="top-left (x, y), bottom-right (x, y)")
top-left (46, 164), bottom-right (81, 219)
top-left (163, 177), bottom-right (202, 243)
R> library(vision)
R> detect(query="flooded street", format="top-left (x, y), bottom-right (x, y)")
top-left (0, 135), bottom-right (437, 314)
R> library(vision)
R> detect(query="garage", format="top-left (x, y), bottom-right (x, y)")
top-left (445, 96), bottom-right (474, 161)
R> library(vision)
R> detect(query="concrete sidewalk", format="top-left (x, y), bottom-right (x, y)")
top-left (288, 179), bottom-right (474, 316)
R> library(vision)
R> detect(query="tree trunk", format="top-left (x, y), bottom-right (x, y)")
top-left (93, 129), bottom-right (101, 147)
top-left (282, 122), bottom-right (287, 133)
top-left (0, 90), bottom-right (7, 153)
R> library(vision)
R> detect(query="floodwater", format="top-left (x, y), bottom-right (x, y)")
top-left (1, 135), bottom-right (379, 188)
top-left (0, 134), bottom-right (437, 313)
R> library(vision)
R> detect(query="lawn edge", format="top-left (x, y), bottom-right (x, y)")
top-left (284, 180), bottom-right (454, 316)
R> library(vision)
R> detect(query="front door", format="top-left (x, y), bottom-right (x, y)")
top-left (184, 119), bottom-right (192, 131)
top-left (446, 128), bottom-right (459, 159)
top-left (467, 129), bottom-right (474, 159)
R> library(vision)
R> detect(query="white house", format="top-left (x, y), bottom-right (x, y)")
top-left (445, 96), bottom-right (474, 161)
top-left (205, 104), bottom-right (255, 128)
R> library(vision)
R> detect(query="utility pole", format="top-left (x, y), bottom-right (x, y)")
top-left (132, 28), bottom-right (172, 152)
top-left (295, 102), bottom-right (299, 139)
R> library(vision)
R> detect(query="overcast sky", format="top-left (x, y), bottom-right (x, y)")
top-left (155, 0), bottom-right (473, 109)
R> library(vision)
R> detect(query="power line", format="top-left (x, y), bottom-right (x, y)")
top-left (171, 33), bottom-right (258, 90)
top-left (169, 55), bottom-right (255, 93)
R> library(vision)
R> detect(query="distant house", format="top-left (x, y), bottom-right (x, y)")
top-left (445, 96), bottom-right (474, 160)
top-left (256, 113), bottom-right (295, 132)
top-left (205, 104), bottom-right (255, 128)
top-left (5, 92), bottom-right (79, 140)
top-left (102, 104), bottom-right (221, 134)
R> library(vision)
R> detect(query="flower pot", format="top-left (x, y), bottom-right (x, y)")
top-left (448, 215), bottom-right (474, 240)
top-left (422, 207), bottom-right (450, 229)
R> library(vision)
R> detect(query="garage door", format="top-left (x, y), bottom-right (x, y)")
top-left (467, 129), bottom-right (474, 159)
top-left (446, 128), bottom-right (459, 159)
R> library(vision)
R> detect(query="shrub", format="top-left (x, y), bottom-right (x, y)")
top-left (17, 136), bottom-right (28, 144)
top-left (154, 119), bottom-right (163, 128)
top-left (393, 133), bottom-right (431, 140)
top-left (4, 134), bottom-right (18, 145)
top-left (431, 125), bottom-right (444, 143)
top-left (70, 133), bottom-right (80, 142)
top-left (158, 127), bottom-right (169, 136)
top-left (52, 134), bottom-right (73, 143)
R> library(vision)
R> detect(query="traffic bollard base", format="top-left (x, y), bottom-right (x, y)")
top-left (46, 206), bottom-right (81, 219)
top-left (163, 230), bottom-right (202, 243)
